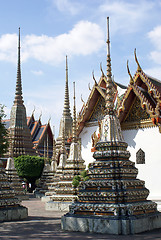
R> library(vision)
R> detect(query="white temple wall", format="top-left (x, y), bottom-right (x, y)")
top-left (80, 125), bottom-right (161, 200)
top-left (122, 127), bottom-right (161, 200)
top-left (80, 125), bottom-right (99, 167)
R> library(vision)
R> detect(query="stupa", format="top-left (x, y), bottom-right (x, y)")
top-left (44, 121), bottom-right (67, 204)
top-left (61, 17), bottom-right (161, 235)
top-left (56, 56), bottom-right (73, 158)
top-left (0, 159), bottom-right (28, 221)
top-left (46, 82), bottom-right (86, 211)
top-left (9, 28), bottom-right (35, 157)
top-left (34, 135), bottom-right (55, 198)
top-left (5, 157), bottom-right (28, 200)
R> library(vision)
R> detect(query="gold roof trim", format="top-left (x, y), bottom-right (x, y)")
top-left (121, 118), bottom-right (155, 130)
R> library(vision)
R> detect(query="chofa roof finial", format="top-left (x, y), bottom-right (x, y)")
top-left (92, 71), bottom-right (98, 86)
top-left (100, 62), bottom-right (105, 77)
top-left (127, 60), bottom-right (134, 85)
top-left (134, 48), bottom-right (142, 72)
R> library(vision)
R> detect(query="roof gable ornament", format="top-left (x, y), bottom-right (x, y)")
top-left (127, 60), bottom-right (134, 85)
top-left (92, 71), bottom-right (98, 86)
top-left (32, 106), bottom-right (36, 116)
top-left (39, 111), bottom-right (42, 122)
top-left (100, 62), bottom-right (105, 77)
top-left (134, 48), bottom-right (142, 72)
top-left (88, 83), bottom-right (92, 91)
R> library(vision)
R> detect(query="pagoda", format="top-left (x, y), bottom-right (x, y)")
top-left (5, 157), bottom-right (28, 200)
top-left (44, 121), bottom-right (67, 204)
top-left (61, 17), bottom-right (161, 235)
top-left (0, 159), bottom-right (28, 221)
top-left (34, 134), bottom-right (56, 198)
top-left (46, 82), bottom-right (86, 211)
top-left (9, 28), bottom-right (35, 157)
top-left (56, 56), bottom-right (73, 159)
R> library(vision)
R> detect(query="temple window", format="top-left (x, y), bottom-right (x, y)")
top-left (136, 148), bottom-right (145, 164)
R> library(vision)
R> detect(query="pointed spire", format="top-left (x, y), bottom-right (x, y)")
top-left (52, 126), bottom-right (56, 160)
top-left (72, 82), bottom-right (77, 143)
top-left (134, 48), bottom-right (142, 72)
top-left (61, 118), bottom-right (66, 154)
top-left (63, 55), bottom-right (71, 117)
top-left (105, 17), bottom-right (114, 112)
top-left (14, 27), bottom-right (23, 105)
top-left (127, 60), bottom-right (134, 85)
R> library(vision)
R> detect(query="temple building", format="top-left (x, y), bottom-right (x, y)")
top-left (62, 17), bottom-right (161, 235)
top-left (4, 112), bottom-right (53, 160)
top-left (27, 113), bottom-right (53, 158)
top-left (77, 42), bottom-right (161, 205)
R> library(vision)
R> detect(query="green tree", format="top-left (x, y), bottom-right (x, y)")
top-left (72, 170), bottom-right (89, 188)
top-left (0, 104), bottom-right (8, 157)
top-left (14, 155), bottom-right (44, 192)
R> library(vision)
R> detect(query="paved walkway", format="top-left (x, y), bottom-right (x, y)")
top-left (0, 195), bottom-right (161, 240)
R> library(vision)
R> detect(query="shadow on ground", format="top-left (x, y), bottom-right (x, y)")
top-left (0, 195), bottom-right (161, 240)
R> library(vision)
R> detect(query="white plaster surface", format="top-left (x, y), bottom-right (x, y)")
top-left (79, 125), bottom-right (99, 168)
top-left (122, 127), bottom-right (161, 200)
top-left (80, 125), bottom-right (161, 201)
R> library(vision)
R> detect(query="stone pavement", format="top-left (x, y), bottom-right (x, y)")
top-left (0, 194), bottom-right (161, 240)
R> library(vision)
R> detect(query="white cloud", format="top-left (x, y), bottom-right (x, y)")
top-left (0, 34), bottom-right (17, 63)
top-left (31, 70), bottom-right (43, 76)
top-left (148, 25), bottom-right (161, 65)
top-left (99, 0), bottom-right (154, 34)
top-left (0, 21), bottom-right (104, 65)
top-left (145, 67), bottom-right (161, 81)
top-left (52, 0), bottom-right (83, 15)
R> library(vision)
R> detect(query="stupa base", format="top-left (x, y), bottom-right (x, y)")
top-left (0, 205), bottom-right (28, 222)
top-left (61, 212), bottom-right (161, 235)
top-left (46, 195), bottom-right (77, 211)
top-left (46, 201), bottom-right (72, 212)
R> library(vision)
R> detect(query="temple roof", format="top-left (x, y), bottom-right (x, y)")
top-left (3, 114), bottom-right (53, 150)
top-left (117, 65), bottom-right (161, 130)
top-left (77, 73), bottom-right (126, 135)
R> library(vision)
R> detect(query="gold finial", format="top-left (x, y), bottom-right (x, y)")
top-left (100, 62), bottom-right (105, 77)
top-left (81, 94), bottom-right (85, 105)
top-left (32, 106), bottom-right (35, 116)
top-left (48, 116), bottom-right (51, 124)
top-left (134, 48), bottom-right (142, 72)
top-left (92, 71), bottom-right (97, 86)
top-left (88, 83), bottom-right (91, 91)
top-left (39, 111), bottom-right (42, 121)
top-left (127, 60), bottom-right (134, 85)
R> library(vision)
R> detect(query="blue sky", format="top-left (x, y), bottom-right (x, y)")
top-left (0, 0), bottom-right (161, 137)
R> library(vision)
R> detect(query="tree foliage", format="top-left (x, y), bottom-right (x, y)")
top-left (72, 170), bottom-right (89, 188)
top-left (14, 155), bottom-right (44, 191)
top-left (0, 104), bottom-right (8, 157)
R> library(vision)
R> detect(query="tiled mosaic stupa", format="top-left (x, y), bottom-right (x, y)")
top-left (46, 82), bottom-right (86, 211)
top-left (56, 56), bottom-right (73, 157)
top-left (44, 122), bottom-right (67, 203)
top-left (61, 17), bottom-right (161, 235)
top-left (34, 136), bottom-right (55, 198)
top-left (9, 28), bottom-right (35, 157)
top-left (0, 159), bottom-right (28, 221)
top-left (5, 157), bottom-right (28, 200)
